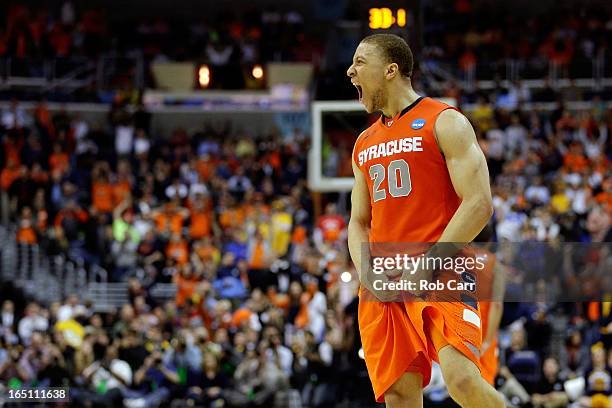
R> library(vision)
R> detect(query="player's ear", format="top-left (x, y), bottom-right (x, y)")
top-left (385, 63), bottom-right (399, 80)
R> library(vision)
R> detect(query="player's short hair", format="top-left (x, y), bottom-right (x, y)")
top-left (361, 34), bottom-right (413, 78)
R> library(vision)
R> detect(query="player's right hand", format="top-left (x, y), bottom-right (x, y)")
top-left (360, 266), bottom-right (402, 303)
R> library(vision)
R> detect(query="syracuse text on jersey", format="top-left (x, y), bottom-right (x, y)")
top-left (357, 137), bottom-right (423, 166)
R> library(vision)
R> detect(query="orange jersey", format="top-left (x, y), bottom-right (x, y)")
top-left (353, 97), bottom-right (460, 243)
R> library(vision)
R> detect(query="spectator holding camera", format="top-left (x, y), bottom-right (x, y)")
top-left (72, 340), bottom-right (131, 407)
top-left (123, 348), bottom-right (179, 408)
top-left (531, 357), bottom-right (569, 408)
top-left (0, 344), bottom-right (27, 384)
top-left (186, 353), bottom-right (229, 407)
top-left (225, 340), bottom-right (289, 407)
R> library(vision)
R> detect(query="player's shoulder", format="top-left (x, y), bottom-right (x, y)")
top-left (434, 107), bottom-right (472, 137)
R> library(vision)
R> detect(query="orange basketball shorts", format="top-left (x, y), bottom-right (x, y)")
top-left (358, 291), bottom-right (482, 403)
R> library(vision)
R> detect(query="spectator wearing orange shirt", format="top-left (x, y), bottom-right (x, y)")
top-left (191, 237), bottom-right (221, 269)
top-left (48, 22), bottom-right (71, 57)
top-left (563, 143), bottom-right (589, 173)
top-left (459, 47), bottom-right (477, 74)
top-left (113, 160), bottom-right (133, 207)
top-left (16, 206), bottom-right (39, 245)
top-left (49, 143), bottom-right (69, 177)
top-left (166, 233), bottom-right (189, 265)
top-left (91, 163), bottom-right (114, 214)
top-left (0, 129), bottom-right (25, 166)
top-left (188, 194), bottom-right (214, 241)
top-left (30, 163), bottom-right (49, 191)
top-left (175, 264), bottom-right (200, 308)
top-left (1, 159), bottom-right (21, 191)
top-left (31, 189), bottom-right (48, 233)
top-left (54, 199), bottom-right (89, 242)
top-left (218, 197), bottom-right (246, 230)
top-left (555, 110), bottom-right (578, 133)
top-left (195, 156), bottom-right (215, 182)
top-left (248, 231), bottom-right (270, 271)
top-left (246, 231), bottom-right (273, 291)
top-left (595, 179), bottom-right (612, 214)
top-left (543, 35), bottom-right (574, 68)
top-left (154, 204), bottom-right (188, 238)
top-left (34, 99), bottom-right (53, 138)
top-left (313, 203), bottom-right (347, 252)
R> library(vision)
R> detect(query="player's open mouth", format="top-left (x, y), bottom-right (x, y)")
top-left (354, 84), bottom-right (363, 102)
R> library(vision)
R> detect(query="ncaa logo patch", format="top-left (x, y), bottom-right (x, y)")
top-left (411, 119), bottom-right (426, 130)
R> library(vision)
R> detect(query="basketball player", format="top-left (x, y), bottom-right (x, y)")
top-left (347, 34), bottom-right (504, 407)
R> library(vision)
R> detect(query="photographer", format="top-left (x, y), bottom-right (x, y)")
top-left (294, 330), bottom-right (335, 408)
top-left (186, 353), bottom-right (229, 408)
top-left (0, 345), bottom-right (27, 384)
top-left (36, 344), bottom-right (69, 387)
top-left (123, 348), bottom-right (179, 408)
top-left (17, 331), bottom-right (51, 383)
top-left (71, 341), bottom-right (132, 407)
top-left (225, 340), bottom-right (289, 407)
top-left (163, 332), bottom-right (202, 374)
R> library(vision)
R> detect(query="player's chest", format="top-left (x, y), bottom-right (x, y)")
top-left (356, 126), bottom-right (438, 169)
top-left (356, 128), bottom-right (447, 203)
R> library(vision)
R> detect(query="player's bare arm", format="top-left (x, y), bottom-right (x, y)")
top-left (348, 147), bottom-right (396, 302)
top-left (435, 108), bottom-right (493, 243)
top-left (402, 108), bottom-right (493, 287)
top-left (348, 150), bottom-right (373, 287)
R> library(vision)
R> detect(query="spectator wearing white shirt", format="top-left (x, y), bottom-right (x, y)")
top-left (18, 303), bottom-right (49, 345)
top-left (57, 294), bottom-right (88, 322)
top-left (577, 122), bottom-right (607, 160)
top-left (506, 114), bottom-right (528, 158)
top-left (1, 99), bottom-right (27, 130)
top-left (486, 122), bottom-right (505, 177)
top-left (525, 176), bottom-right (551, 206)
top-left (530, 209), bottom-right (561, 242)
top-left (265, 328), bottom-right (293, 376)
top-left (133, 128), bottom-right (151, 158)
top-left (165, 178), bottom-right (188, 200)
top-left (115, 125), bottom-right (135, 156)
top-left (305, 282), bottom-right (327, 342)
top-left (1, 300), bottom-right (17, 345)
top-left (72, 342), bottom-right (132, 407)
top-left (566, 178), bottom-right (590, 215)
top-left (497, 205), bottom-right (528, 241)
top-left (228, 167), bottom-right (253, 200)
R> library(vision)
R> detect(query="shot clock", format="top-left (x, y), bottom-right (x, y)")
top-left (368, 7), bottom-right (407, 29)
top-left (364, 1), bottom-right (422, 54)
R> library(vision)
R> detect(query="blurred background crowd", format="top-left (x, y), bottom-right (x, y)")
top-left (0, 0), bottom-right (610, 407)
top-left (0, 0), bottom-right (610, 99)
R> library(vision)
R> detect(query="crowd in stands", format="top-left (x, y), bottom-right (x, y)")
top-left (0, 63), bottom-right (611, 408)
top-left (0, 1), bottom-right (317, 90)
top-left (0, 96), bottom-right (366, 407)
top-left (422, 1), bottom-right (612, 80)
top-left (2, 1), bottom-right (612, 98)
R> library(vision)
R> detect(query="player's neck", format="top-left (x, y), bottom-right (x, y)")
top-left (381, 83), bottom-right (421, 119)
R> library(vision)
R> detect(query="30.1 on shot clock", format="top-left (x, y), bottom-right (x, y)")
top-left (368, 7), bottom-right (407, 29)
